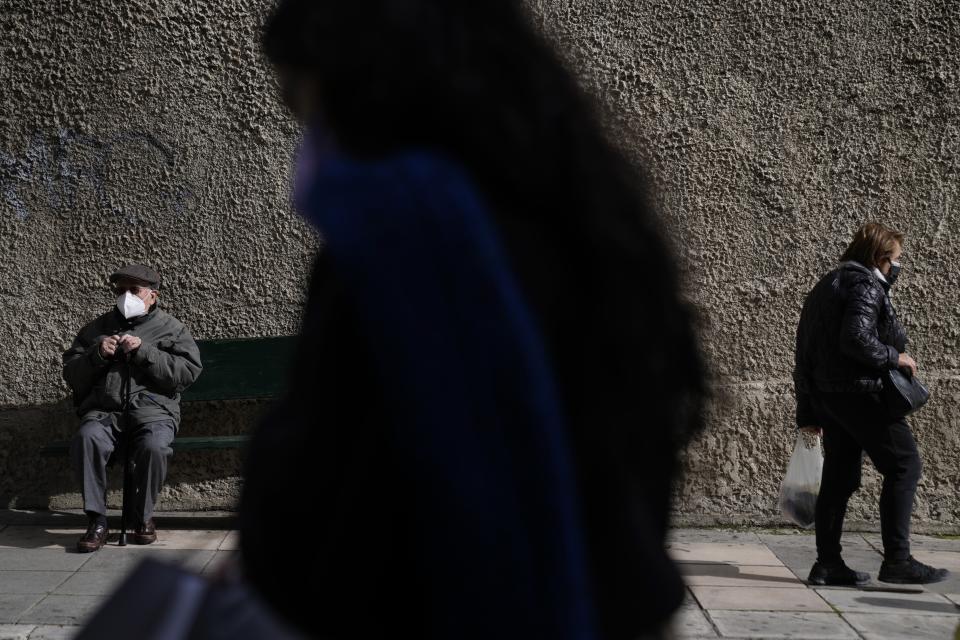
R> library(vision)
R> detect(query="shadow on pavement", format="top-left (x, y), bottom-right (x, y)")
top-left (855, 596), bottom-right (960, 614)
top-left (681, 562), bottom-right (803, 585)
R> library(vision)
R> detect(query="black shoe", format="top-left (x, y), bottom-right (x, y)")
top-left (77, 518), bottom-right (109, 553)
top-left (878, 557), bottom-right (949, 584)
top-left (807, 561), bottom-right (870, 586)
top-left (133, 518), bottom-right (157, 545)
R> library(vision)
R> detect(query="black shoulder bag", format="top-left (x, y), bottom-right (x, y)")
top-left (883, 368), bottom-right (929, 418)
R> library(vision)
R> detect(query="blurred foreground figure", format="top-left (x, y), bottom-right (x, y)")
top-left (240, 1), bottom-right (705, 638)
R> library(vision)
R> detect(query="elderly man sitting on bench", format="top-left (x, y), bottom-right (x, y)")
top-left (63, 264), bottom-right (202, 552)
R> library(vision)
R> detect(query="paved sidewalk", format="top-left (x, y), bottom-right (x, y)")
top-left (0, 522), bottom-right (957, 639)
top-left (669, 529), bottom-right (960, 639)
top-left (0, 521), bottom-right (237, 639)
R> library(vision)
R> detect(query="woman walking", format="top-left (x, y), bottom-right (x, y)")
top-left (794, 222), bottom-right (947, 585)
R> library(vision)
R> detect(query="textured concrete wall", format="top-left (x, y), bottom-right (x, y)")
top-left (2, 2), bottom-right (959, 528)
top-left (0, 1), bottom-right (312, 510)
top-left (531, 0), bottom-right (960, 530)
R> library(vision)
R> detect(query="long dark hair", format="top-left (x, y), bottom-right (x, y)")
top-left (264, 0), bottom-right (705, 471)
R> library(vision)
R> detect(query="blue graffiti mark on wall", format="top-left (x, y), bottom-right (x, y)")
top-left (0, 129), bottom-right (196, 223)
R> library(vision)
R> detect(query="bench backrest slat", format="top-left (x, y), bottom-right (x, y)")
top-left (182, 336), bottom-right (297, 402)
top-left (41, 336), bottom-right (294, 457)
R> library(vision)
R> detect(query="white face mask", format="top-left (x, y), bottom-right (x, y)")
top-left (117, 292), bottom-right (147, 319)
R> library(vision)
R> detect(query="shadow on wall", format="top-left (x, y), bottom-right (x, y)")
top-left (0, 397), bottom-right (273, 511)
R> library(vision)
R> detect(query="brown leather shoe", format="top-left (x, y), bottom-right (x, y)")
top-left (133, 518), bottom-right (157, 545)
top-left (77, 520), bottom-right (109, 553)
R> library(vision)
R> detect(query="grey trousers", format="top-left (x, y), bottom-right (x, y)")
top-left (70, 416), bottom-right (176, 523)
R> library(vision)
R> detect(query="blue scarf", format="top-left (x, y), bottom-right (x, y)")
top-left (298, 149), bottom-right (596, 639)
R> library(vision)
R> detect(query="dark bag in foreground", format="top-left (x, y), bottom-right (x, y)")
top-left (75, 558), bottom-right (303, 640)
top-left (883, 369), bottom-right (929, 418)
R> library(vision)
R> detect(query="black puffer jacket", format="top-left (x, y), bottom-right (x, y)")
top-left (794, 261), bottom-right (908, 426)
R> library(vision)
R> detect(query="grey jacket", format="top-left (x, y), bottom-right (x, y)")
top-left (63, 306), bottom-right (202, 430)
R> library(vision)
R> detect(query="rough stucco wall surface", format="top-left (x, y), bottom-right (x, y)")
top-left (531, 1), bottom-right (960, 529)
top-left (0, 1), bottom-right (312, 510)
top-left (1, 1), bottom-right (959, 528)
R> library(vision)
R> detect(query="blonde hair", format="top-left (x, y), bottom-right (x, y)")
top-left (840, 222), bottom-right (904, 268)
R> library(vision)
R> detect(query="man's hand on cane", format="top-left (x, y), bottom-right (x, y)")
top-left (99, 335), bottom-right (121, 358)
top-left (118, 335), bottom-right (142, 355)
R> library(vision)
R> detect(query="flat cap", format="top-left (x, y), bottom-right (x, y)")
top-left (109, 264), bottom-right (161, 288)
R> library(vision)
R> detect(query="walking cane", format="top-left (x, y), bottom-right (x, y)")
top-left (116, 344), bottom-right (132, 547)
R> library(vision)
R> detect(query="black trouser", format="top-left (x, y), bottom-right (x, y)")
top-left (813, 391), bottom-right (922, 563)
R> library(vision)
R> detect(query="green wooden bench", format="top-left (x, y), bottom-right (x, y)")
top-left (40, 336), bottom-right (297, 456)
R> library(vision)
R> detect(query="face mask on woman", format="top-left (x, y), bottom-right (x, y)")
top-left (887, 261), bottom-right (902, 286)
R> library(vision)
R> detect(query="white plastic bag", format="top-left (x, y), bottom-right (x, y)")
top-left (778, 431), bottom-right (823, 529)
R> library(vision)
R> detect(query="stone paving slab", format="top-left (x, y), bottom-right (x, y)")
top-left (669, 529), bottom-right (763, 545)
top-left (0, 527), bottom-right (227, 553)
top-left (219, 530), bottom-right (239, 551)
top-left (0, 626), bottom-right (79, 640)
top-left (756, 532), bottom-right (871, 550)
top-left (913, 549), bottom-right (960, 570)
top-left (707, 611), bottom-right (859, 639)
top-left (0, 530), bottom-right (85, 552)
top-left (673, 603), bottom-right (718, 638)
top-left (842, 612), bottom-right (960, 640)
top-left (756, 545), bottom-right (813, 581)
top-left (17, 596), bottom-right (99, 626)
top-left (200, 550), bottom-right (238, 577)
top-left (862, 533), bottom-right (960, 553)
top-left (919, 573), bottom-right (960, 596)
top-left (0, 551), bottom-right (89, 573)
top-left (763, 543), bottom-right (883, 583)
top-left (689, 586), bottom-right (833, 612)
top-left (114, 529), bottom-right (227, 551)
top-left (681, 563), bottom-right (805, 588)
top-left (77, 548), bottom-right (214, 573)
top-left (0, 574), bottom-right (71, 597)
top-left (0, 597), bottom-right (44, 625)
top-left (0, 625), bottom-right (32, 640)
top-left (815, 588), bottom-right (960, 616)
top-left (25, 627), bottom-right (80, 640)
top-left (669, 543), bottom-right (786, 567)
top-left (51, 572), bottom-right (126, 597)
